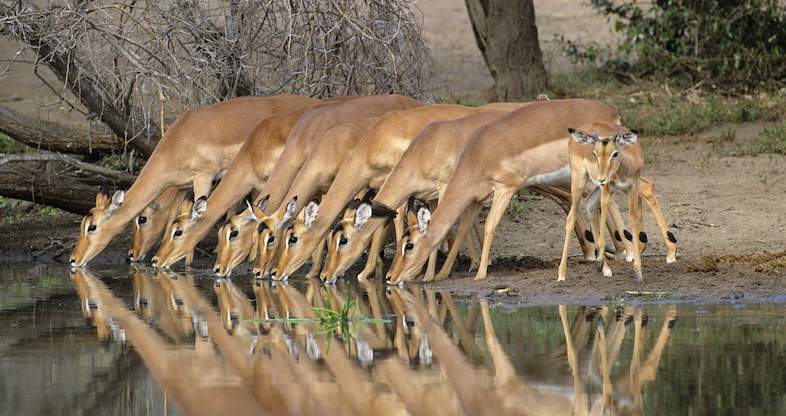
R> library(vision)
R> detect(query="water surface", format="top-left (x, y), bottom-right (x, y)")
top-left (0, 264), bottom-right (784, 415)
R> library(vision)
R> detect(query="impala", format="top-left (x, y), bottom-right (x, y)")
top-left (128, 187), bottom-right (189, 262)
top-left (558, 122), bottom-right (677, 281)
top-left (70, 95), bottom-right (320, 267)
top-left (386, 99), bottom-right (678, 284)
top-left (216, 117), bottom-right (380, 278)
top-left (151, 95), bottom-right (421, 270)
top-left (270, 103), bottom-right (524, 282)
top-left (321, 110), bottom-right (631, 283)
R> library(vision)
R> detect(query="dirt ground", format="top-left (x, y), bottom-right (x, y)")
top-left (2, 1), bottom-right (785, 304)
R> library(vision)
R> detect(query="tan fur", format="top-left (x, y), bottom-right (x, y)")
top-left (129, 187), bottom-right (189, 262)
top-left (272, 103), bottom-right (525, 281)
top-left (70, 95), bottom-right (320, 267)
top-left (150, 102), bottom-right (330, 269)
top-left (386, 99), bottom-right (624, 284)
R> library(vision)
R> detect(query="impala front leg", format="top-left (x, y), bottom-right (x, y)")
top-left (436, 202), bottom-right (481, 280)
top-left (305, 237), bottom-right (326, 279)
top-left (628, 182), bottom-right (644, 281)
top-left (598, 185), bottom-right (613, 277)
top-left (358, 223), bottom-right (388, 281)
top-left (475, 186), bottom-right (516, 280)
top-left (559, 171), bottom-right (587, 281)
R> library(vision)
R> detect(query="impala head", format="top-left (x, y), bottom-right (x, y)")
top-left (386, 200), bottom-right (431, 286)
top-left (569, 125), bottom-right (638, 186)
top-left (252, 196), bottom-right (295, 279)
top-left (321, 200), bottom-right (397, 284)
top-left (71, 190), bottom-right (125, 268)
top-left (214, 197), bottom-right (268, 277)
top-left (151, 195), bottom-right (207, 269)
top-left (271, 199), bottom-right (321, 281)
top-left (128, 200), bottom-right (167, 262)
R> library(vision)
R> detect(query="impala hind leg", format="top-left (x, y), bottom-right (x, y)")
top-left (436, 202), bottom-right (481, 280)
top-left (638, 178), bottom-right (678, 263)
top-left (476, 186), bottom-right (516, 280)
top-left (628, 183), bottom-right (644, 281)
top-left (559, 172), bottom-right (587, 281)
top-left (607, 197), bottom-right (635, 262)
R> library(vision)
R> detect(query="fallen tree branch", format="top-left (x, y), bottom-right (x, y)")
top-left (0, 104), bottom-right (118, 155)
top-left (0, 152), bottom-right (136, 214)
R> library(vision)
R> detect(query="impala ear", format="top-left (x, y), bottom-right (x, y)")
top-left (244, 200), bottom-right (259, 223)
top-left (255, 194), bottom-right (269, 210)
top-left (281, 196), bottom-right (298, 224)
top-left (354, 203), bottom-right (372, 228)
top-left (369, 200), bottom-right (397, 219)
top-left (568, 128), bottom-right (596, 145)
top-left (304, 200), bottom-right (320, 228)
top-left (191, 196), bottom-right (207, 222)
top-left (105, 190), bottom-right (125, 217)
top-left (147, 201), bottom-right (160, 212)
top-left (416, 207), bottom-right (431, 234)
top-left (616, 130), bottom-right (638, 146)
top-left (95, 192), bottom-right (110, 210)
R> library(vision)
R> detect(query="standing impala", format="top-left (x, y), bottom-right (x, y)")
top-left (559, 122), bottom-right (677, 281)
top-left (151, 95), bottom-right (422, 270)
top-left (321, 110), bottom-right (627, 283)
top-left (269, 103), bottom-right (524, 281)
top-left (69, 95), bottom-right (320, 267)
top-left (214, 117), bottom-right (379, 277)
top-left (386, 99), bottom-right (678, 284)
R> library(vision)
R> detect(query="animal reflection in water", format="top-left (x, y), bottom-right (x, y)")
top-left (71, 268), bottom-right (677, 416)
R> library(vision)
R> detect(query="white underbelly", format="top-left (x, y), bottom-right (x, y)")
top-left (523, 165), bottom-right (571, 187)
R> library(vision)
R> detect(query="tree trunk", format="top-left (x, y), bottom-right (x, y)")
top-left (0, 154), bottom-right (135, 215)
top-left (465, 0), bottom-right (548, 101)
top-left (0, 105), bottom-right (118, 155)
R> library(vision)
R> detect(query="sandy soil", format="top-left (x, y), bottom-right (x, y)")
top-left (2, 1), bottom-right (785, 304)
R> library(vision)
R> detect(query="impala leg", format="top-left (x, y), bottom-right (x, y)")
top-left (306, 237), bottom-right (326, 279)
top-left (638, 178), bottom-right (678, 263)
top-left (628, 182), bottom-right (644, 281)
top-left (423, 249), bottom-right (438, 282)
top-left (393, 205), bottom-right (405, 244)
top-left (607, 197), bottom-right (635, 262)
top-left (468, 218), bottom-right (482, 271)
top-left (596, 317), bottom-right (613, 413)
top-left (476, 186), bottom-right (516, 280)
top-left (559, 172), bottom-right (587, 281)
top-left (185, 250), bottom-right (194, 268)
top-left (598, 186), bottom-right (613, 277)
top-left (358, 223), bottom-right (389, 281)
top-left (436, 202), bottom-right (481, 280)
top-left (540, 185), bottom-right (595, 261)
top-left (585, 188), bottom-right (603, 261)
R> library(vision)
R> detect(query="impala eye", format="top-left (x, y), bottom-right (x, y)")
top-left (288, 235), bottom-right (298, 245)
top-left (405, 242), bottom-right (414, 251)
top-left (87, 224), bottom-right (97, 233)
top-left (229, 229), bottom-right (238, 240)
top-left (173, 229), bottom-right (183, 238)
top-left (339, 236), bottom-right (348, 246)
top-left (611, 150), bottom-right (620, 159)
top-left (267, 235), bottom-right (275, 245)
top-left (137, 216), bottom-right (147, 225)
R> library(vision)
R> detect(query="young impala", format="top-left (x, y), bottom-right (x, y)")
top-left (70, 95), bottom-right (320, 267)
top-left (128, 187), bottom-right (189, 262)
top-left (559, 122), bottom-right (677, 281)
top-left (151, 95), bottom-right (421, 270)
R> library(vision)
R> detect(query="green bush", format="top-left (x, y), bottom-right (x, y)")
top-left (750, 122), bottom-right (786, 154)
top-left (568, 0), bottom-right (786, 91)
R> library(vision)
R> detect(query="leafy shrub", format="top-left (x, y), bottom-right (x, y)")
top-left (565, 0), bottom-right (786, 91)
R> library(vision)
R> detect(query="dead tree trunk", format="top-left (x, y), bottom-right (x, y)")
top-left (0, 105), bottom-right (118, 155)
top-left (0, 154), bottom-right (135, 214)
top-left (465, 0), bottom-right (548, 101)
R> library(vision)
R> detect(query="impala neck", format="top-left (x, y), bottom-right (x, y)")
top-left (271, 165), bottom-right (326, 227)
top-left (104, 162), bottom-right (177, 233)
top-left (187, 163), bottom-right (257, 244)
top-left (260, 147), bottom-right (309, 214)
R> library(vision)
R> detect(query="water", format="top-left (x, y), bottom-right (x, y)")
top-left (0, 264), bottom-right (785, 415)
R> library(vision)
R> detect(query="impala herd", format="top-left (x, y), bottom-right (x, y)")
top-left (69, 94), bottom-right (678, 285)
